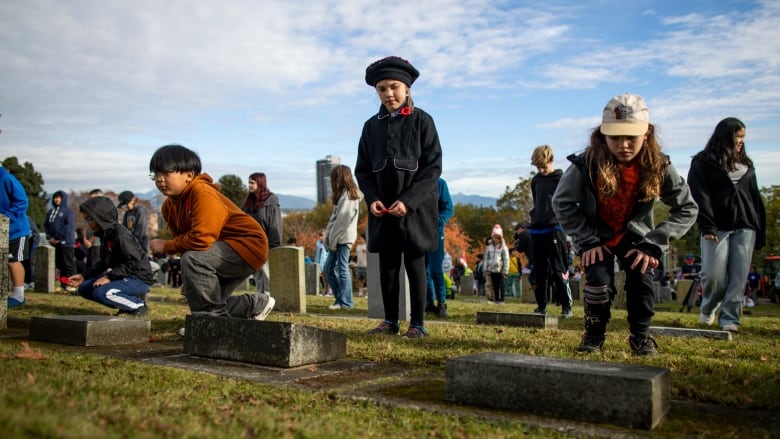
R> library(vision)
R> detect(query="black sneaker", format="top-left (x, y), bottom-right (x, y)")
top-left (425, 302), bottom-right (439, 314)
top-left (577, 332), bottom-right (605, 353)
top-left (533, 307), bottom-right (546, 315)
top-left (437, 303), bottom-right (448, 318)
top-left (116, 305), bottom-right (148, 318)
top-left (368, 320), bottom-right (399, 335)
top-left (560, 308), bottom-right (574, 319)
top-left (629, 334), bottom-right (659, 356)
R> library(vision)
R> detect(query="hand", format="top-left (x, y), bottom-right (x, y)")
top-left (625, 249), bottom-right (658, 274)
top-left (93, 276), bottom-right (110, 288)
top-left (150, 238), bottom-right (167, 254)
top-left (370, 201), bottom-right (388, 217)
top-left (582, 246), bottom-right (606, 268)
top-left (67, 274), bottom-right (84, 287)
top-left (387, 200), bottom-right (408, 217)
top-left (703, 234), bottom-right (719, 242)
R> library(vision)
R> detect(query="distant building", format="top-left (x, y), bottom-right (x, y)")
top-left (316, 155), bottom-right (341, 204)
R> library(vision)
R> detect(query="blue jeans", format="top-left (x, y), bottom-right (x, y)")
top-left (78, 275), bottom-right (149, 312)
top-left (699, 229), bottom-right (756, 328)
top-left (324, 244), bottom-right (354, 308)
top-left (426, 232), bottom-right (446, 304)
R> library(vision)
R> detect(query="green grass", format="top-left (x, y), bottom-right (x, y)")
top-left (1, 287), bottom-right (779, 438)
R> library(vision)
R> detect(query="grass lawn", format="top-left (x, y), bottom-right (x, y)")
top-left (1, 287), bottom-right (778, 438)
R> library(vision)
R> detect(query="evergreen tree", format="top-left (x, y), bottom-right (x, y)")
top-left (217, 174), bottom-right (247, 208)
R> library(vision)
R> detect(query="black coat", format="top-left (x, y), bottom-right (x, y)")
top-left (355, 105), bottom-right (442, 253)
top-left (687, 153), bottom-right (766, 249)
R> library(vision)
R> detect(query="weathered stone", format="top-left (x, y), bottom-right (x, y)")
top-left (649, 326), bottom-right (732, 340)
top-left (366, 252), bottom-right (410, 321)
top-left (520, 275), bottom-right (534, 303)
top-left (183, 315), bottom-right (346, 368)
top-left (28, 315), bottom-right (150, 346)
top-left (305, 263), bottom-right (318, 295)
top-left (34, 245), bottom-right (56, 293)
top-left (0, 215), bottom-right (8, 328)
top-left (268, 246), bottom-right (306, 313)
top-left (476, 311), bottom-right (559, 329)
top-left (460, 274), bottom-right (474, 296)
top-left (446, 352), bottom-right (670, 430)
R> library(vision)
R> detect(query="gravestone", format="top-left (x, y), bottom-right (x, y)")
top-left (476, 311), bottom-right (558, 329)
top-left (34, 245), bottom-right (56, 293)
top-left (0, 216), bottom-right (8, 328)
top-left (366, 252), bottom-right (410, 321)
top-left (183, 315), bottom-right (346, 367)
top-left (446, 352), bottom-right (670, 430)
top-left (269, 246), bottom-right (305, 313)
top-left (29, 315), bottom-right (150, 346)
top-left (520, 276), bottom-right (534, 303)
top-left (305, 263), bottom-right (318, 295)
top-left (460, 274), bottom-right (474, 296)
top-left (649, 326), bottom-right (732, 340)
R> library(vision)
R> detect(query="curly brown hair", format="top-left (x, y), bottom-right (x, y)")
top-left (584, 124), bottom-right (667, 202)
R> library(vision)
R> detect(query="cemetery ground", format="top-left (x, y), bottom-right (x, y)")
top-left (1, 287), bottom-right (778, 438)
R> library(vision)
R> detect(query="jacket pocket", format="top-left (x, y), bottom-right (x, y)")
top-left (393, 159), bottom-right (418, 171)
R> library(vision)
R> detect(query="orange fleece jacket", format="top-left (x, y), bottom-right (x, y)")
top-left (161, 173), bottom-right (268, 270)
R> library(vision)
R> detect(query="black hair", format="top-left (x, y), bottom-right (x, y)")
top-left (702, 117), bottom-right (752, 171)
top-left (149, 144), bottom-right (202, 175)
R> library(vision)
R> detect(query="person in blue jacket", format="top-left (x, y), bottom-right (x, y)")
top-left (425, 178), bottom-right (454, 317)
top-left (1, 165), bottom-right (31, 308)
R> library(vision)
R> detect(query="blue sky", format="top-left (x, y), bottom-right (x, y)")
top-left (2, 0), bottom-right (779, 201)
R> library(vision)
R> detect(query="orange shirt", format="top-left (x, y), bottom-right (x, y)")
top-left (161, 173), bottom-right (268, 270)
top-left (597, 162), bottom-right (639, 249)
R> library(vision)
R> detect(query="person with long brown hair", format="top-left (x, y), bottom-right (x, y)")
top-left (688, 117), bottom-right (766, 333)
top-left (552, 93), bottom-right (698, 355)
top-left (323, 165), bottom-right (362, 310)
top-left (241, 172), bottom-right (282, 295)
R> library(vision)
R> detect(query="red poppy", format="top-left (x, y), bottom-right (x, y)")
top-left (399, 107), bottom-right (412, 116)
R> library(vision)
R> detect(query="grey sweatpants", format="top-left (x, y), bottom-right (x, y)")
top-left (181, 240), bottom-right (267, 318)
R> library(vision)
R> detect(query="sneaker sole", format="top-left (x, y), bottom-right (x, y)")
top-left (254, 296), bottom-right (276, 321)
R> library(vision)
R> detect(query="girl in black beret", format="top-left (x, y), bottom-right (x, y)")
top-left (355, 56), bottom-right (443, 338)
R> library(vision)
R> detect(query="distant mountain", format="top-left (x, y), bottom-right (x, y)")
top-left (278, 194), bottom-right (317, 210)
top-left (451, 193), bottom-right (497, 208)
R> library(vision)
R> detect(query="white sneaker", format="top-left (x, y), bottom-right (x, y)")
top-left (722, 324), bottom-right (739, 333)
top-left (699, 312), bottom-right (715, 326)
top-left (178, 327), bottom-right (186, 337)
top-left (328, 303), bottom-right (341, 310)
top-left (253, 296), bottom-right (275, 321)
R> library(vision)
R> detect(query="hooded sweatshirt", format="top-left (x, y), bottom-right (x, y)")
top-left (79, 196), bottom-right (154, 284)
top-left (45, 190), bottom-right (76, 246)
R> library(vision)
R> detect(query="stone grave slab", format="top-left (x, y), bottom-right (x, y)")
top-left (183, 315), bottom-right (346, 368)
top-left (269, 246), bottom-right (306, 313)
top-left (649, 326), bottom-right (732, 340)
top-left (29, 315), bottom-right (150, 346)
top-left (446, 352), bottom-right (670, 430)
top-left (476, 311), bottom-right (558, 329)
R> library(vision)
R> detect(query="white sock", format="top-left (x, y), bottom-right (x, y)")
top-left (11, 286), bottom-right (25, 301)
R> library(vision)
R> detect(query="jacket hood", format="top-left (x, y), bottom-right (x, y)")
top-left (79, 196), bottom-right (118, 233)
top-left (52, 190), bottom-right (69, 206)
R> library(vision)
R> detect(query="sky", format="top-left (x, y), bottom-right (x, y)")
top-left (2, 0), bottom-right (779, 202)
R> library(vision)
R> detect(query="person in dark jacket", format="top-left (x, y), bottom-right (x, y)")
top-left (355, 56), bottom-right (443, 338)
top-left (529, 144), bottom-right (573, 318)
top-left (241, 172), bottom-right (282, 295)
top-left (66, 196), bottom-right (154, 316)
top-left (44, 190), bottom-right (77, 290)
top-left (687, 117), bottom-right (766, 333)
top-left (117, 190), bottom-right (149, 255)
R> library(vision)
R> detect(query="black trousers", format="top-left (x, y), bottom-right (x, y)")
top-left (379, 249), bottom-right (427, 326)
top-left (532, 228), bottom-right (571, 310)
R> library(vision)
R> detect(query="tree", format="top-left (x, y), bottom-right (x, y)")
top-left (218, 174), bottom-right (247, 208)
top-left (2, 156), bottom-right (47, 227)
top-left (496, 173), bottom-right (534, 217)
top-left (453, 203), bottom-right (499, 252)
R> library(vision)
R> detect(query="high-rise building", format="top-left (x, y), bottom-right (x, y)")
top-left (316, 155), bottom-right (341, 204)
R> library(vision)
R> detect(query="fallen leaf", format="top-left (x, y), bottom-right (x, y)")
top-left (14, 342), bottom-right (46, 360)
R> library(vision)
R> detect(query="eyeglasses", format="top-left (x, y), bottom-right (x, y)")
top-left (149, 169), bottom-right (177, 180)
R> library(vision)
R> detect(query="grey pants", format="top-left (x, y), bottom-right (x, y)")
top-left (181, 241), bottom-right (267, 318)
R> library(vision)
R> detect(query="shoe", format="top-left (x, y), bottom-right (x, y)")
top-left (533, 307), bottom-right (546, 315)
top-left (253, 296), bottom-right (276, 321)
top-left (23, 282), bottom-right (34, 289)
top-left (561, 308), bottom-right (574, 319)
top-left (629, 334), bottom-right (659, 356)
top-left (117, 305), bottom-right (148, 317)
top-left (425, 302), bottom-right (439, 314)
top-left (178, 327), bottom-right (186, 337)
top-left (327, 303), bottom-right (341, 310)
top-left (7, 297), bottom-right (26, 308)
top-left (699, 312), bottom-right (715, 326)
top-left (722, 324), bottom-right (739, 333)
top-left (577, 332), bottom-right (605, 353)
top-left (437, 303), bottom-right (448, 318)
top-left (368, 320), bottom-right (399, 335)
top-left (402, 325), bottom-right (429, 339)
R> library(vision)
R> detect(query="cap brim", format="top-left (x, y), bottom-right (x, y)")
top-left (600, 122), bottom-right (648, 136)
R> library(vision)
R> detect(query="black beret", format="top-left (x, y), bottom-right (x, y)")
top-left (365, 56), bottom-right (420, 87)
